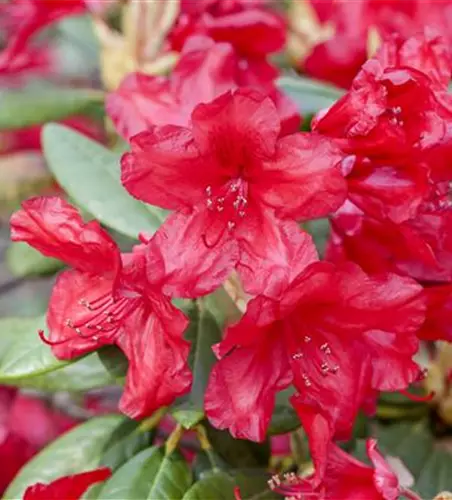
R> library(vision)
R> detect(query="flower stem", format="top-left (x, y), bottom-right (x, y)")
top-left (137, 406), bottom-right (167, 433)
top-left (165, 424), bottom-right (184, 455)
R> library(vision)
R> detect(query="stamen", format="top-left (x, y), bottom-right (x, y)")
top-left (399, 389), bottom-right (435, 402)
top-left (38, 329), bottom-right (69, 346)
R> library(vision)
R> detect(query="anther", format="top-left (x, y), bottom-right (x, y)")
top-left (304, 336), bottom-right (311, 343)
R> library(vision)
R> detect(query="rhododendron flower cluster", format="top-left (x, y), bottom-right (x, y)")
top-left (3, 0), bottom-right (452, 497)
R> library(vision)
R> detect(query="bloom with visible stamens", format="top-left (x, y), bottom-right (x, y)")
top-left (122, 88), bottom-right (346, 297)
top-left (204, 261), bottom-right (425, 442)
top-left (10, 196), bottom-right (192, 419)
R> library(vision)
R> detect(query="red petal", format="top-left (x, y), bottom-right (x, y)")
top-left (418, 284), bottom-right (452, 341)
top-left (146, 209), bottom-right (239, 298)
top-left (47, 270), bottom-right (117, 360)
top-left (118, 299), bottom-right (192, 419)
top-left (23, 468), bottom-right (111, 500)
top-left (190, 88), bottom-right (280, 159)
top-left (10, 197), bottom-right (121, 278)
top-left (256, 133), bottom-right (346, 221)
top-left (205, 335), bottom-right (291, 442)
top-left (122, 126), bottom-right (222, 211)
top-left (367, 440), bottom-right (400, 500)
top-left (236, 214), bottom-right (318, 297)
top-left (107, 36), bottom-right (238, 139)
top-left (205, 8), bottom-right (286, 56)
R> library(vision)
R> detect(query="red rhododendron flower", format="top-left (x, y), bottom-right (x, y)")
top-left (313, 32), bottom-right (452, 226)
top-left (122, 88), bottom-right (346, 297)
top-left (328, 194), bottom-right (452, 283)
top-left (10, 196), bottom-right (192, 419)
top-left (0, 386), bottom-right (78, 495)
top-left (271, 437), bottom-right (417, 500)
top-left (297, 0), bottom-right (452, 88)
top-left (23, 468), bottom-right (111, 500)
top-left (107, 36), bottom-right (300, 139)
top-left (169, 0), bottom-right (286, 87)
top-left (0, 0), bottom-right (86, 72)
top-left (418, 284), bottom-right (452, 342)
top-left (0, 117), bottom-right (104, 156)
top-left (204, 260), bottom-right (425, 441)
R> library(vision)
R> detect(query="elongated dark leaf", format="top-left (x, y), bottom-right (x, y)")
top-left (172, 304), bottom-right (222, 429)
top-left (277, 76), bottom-right (344, 117)
top-left (147, 450), bottom-right (192, 499)
top-left (97, 446), bottom-right (163, 500)
top-left (4, 415), bottom-right (125, 499)
top-left (6, 242), bottom-right (64, 277)
top-left (0, 87), bottom-right (104, 130)
top-left (42, 124), bottom-right (166, 239)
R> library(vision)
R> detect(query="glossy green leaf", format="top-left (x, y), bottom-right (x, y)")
top-left (100, 419), bottom-right (155, 472)
top-left (172, 304), bottom-right (222, 429)
top-left (0, 87), bottom-right (103, 130)
top-left (277, 76), bottom-right (344, 117)
top-left (4, 415), bottom-right (125, 499)
top-left (0, 315), bottom-right (68, 382)
top-left (183, 470), bottom-right (278, 500)
top-left (6, 242), bottom-right (64, 277)
top-left (206, 425), bottom-right (271, 469)
top-left (97, 345), bottom-right (128, 381)
top-left (192, 450), bottom-right (229, 481)
top-left (98, 447), bottom-right (163, 500)
top-left (147, 450), bottom-right (192, 500)
top-left (376, 421), bottom-right (434, 477)
top-left (268, 387), bottom-right (299, 435)
top-left (42, 124), bottom-right (167, 239)
top-left (9, 350), bottom-right (119, 391)
top-left (414, 448), bottom-right (452, 498)
top-left (183, 471), bottom-right (235, 500)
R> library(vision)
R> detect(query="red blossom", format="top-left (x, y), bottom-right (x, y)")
top-left (107, 36), bottom-right (300, 139)
top-left (204, 260), bottom-right (425, 442)
top-left (0, 387), bottom-right (78, 495)
top-left (169, 0), bottom-right (286, 87)
top-left (298, 0), bottom-right (452, 88)
top-left (0, 0), bottom-right (86, 74)
top-left (122, 89), bottom-right (345, 297)
top-left (23, 468), bottom-right (111, 500)
top-left (271, 438), bottom-right (404, 500)
top-left (10, 197), bottom-right (192, 419)
top-left (313, 32), bottom-right (452, 226)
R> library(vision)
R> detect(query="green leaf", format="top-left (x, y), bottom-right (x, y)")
top-left (4, 414), bottom-right (125, 499)
top-left (0, 315), bottom-right (68, 382)
top-left (97, 345), bottom-right (128, 381)
top-left (414, 448), bottom-right (452, 498)
top-left (98, 447), bottom-right (163, 500)
top-left (6, 242), bottom-right (64, 277)
top-left (376, 421), bottom-right (434, 477)
top-left (172, 304), bottom-right (223, 429)
top-left (0, 317), bottom-right (125, 390)
top-left (192, 450), bottom-right (229, 481)
top-left (183, 470), bottom-right (235, 500)
top-left (235, 472), bottom-right (279, 500)
top-left (147, 450), bottom-right (193, 500)
top-left (206, 425), bottom-right (271, 469)
top-left (268, 387), bottom-right (299, 435)
top-left (100, 419), bottom-right (155, 472)
top-left (8, 350), bottom-right (119, 392)
top-left (0, 87), bottom-right (104, 130)
top-left (303, 218), bottom-right (330, 258)
top-left (277, 76), bottom-right (344, 117)
top-left (183, 470), bottom-right (278, 500)
top-left (42, 124), bottom-right (167, 239)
